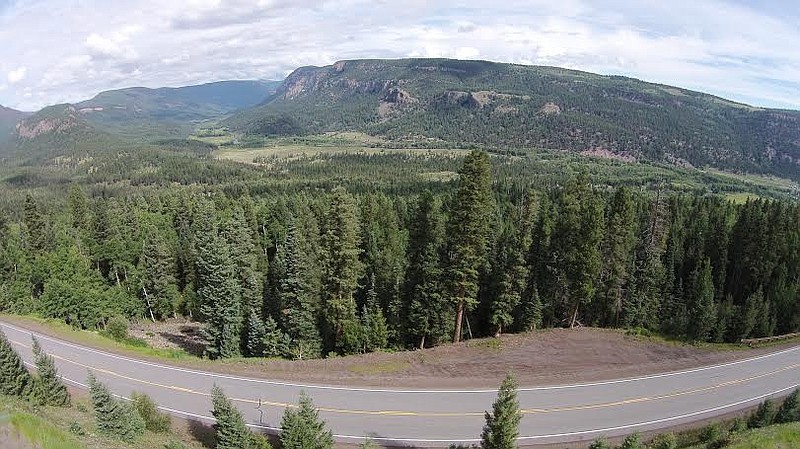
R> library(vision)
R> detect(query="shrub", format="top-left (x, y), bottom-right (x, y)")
top-left (729, 417), bottom-right (747, 433)
top-left (68, 421), bottom-right (85, 436)
top-left (700, 423), bottom-right (723, 443)
top-left (588, 438), bottom-right (612, 449)
top-left (619, 433), bottom-right (644, 449)
top-left (649, 432), bottom-right (677, 449)
top-left (131, 391), bottom-right (171, 433)
top-left (105, 316), bottom-right (129, 341)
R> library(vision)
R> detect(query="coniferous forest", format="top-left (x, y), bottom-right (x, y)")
top-left (1, 149), bottom-right (799, 359)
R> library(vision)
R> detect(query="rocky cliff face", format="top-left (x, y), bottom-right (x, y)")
top-left (15, 106), bottom-right (84, 140)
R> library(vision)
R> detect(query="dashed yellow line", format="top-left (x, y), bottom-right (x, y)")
top-left (10, 338), bottom-right (799, 418)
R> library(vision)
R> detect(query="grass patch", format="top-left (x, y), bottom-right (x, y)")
top-left (3, 410), bottom-right (85, 449)
top-left (0, 314), bottom-right (195, 361)
top-left (466, 337), bottom-right (503, 350)
top-left (348, 360), bottom-right (411, 375)
top-left (684, 422), bottom-right (800, 449)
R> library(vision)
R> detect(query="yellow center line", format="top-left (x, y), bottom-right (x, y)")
top-left (10, 339), bottom-right (799, 418)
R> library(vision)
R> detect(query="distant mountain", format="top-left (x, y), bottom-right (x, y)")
top-left (0, 80), bottom-right (281, 165)
top-left (226, 58), bottom-right (800, 179)
top-left (0, 105), bottom-right (29, 141)
top-left (76, 80), bottom-right (280, 138)
top-left (4, 104), bottom-right (123, 165)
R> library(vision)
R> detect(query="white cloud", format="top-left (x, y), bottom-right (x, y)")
top-left (7, 66), bottom-right (26, 84)
top-left (0, 0), bottom-right (798, 110)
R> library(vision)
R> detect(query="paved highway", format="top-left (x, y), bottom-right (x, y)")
top-left (1, 320), bottom-right (798, 447)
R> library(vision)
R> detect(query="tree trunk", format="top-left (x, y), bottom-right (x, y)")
top-left (142, 286), bottom-right (156, 323)
top-left (570, 303), bottom-right (580, 328)
top-left (419, 334), bottom-right (425, 350)
top-left (495, 324), bottom-right (502, 338)
top-left (453, 301), bottom-right (464, 343)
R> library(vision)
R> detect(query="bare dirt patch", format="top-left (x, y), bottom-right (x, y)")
top-left (66, 316), bottom-right (799, 389)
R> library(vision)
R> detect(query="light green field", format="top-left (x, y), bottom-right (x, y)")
top-left (214, 145), bottom-right (466, 164)
top-left (706, 168), bottom-right (799, 193)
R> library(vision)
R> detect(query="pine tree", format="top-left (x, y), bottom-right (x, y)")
top-left (31, 336), bottom-right (70, 407)
top-left (211, 385), bottom-right (257, 449)
top-left (0, 330), bottom-right (33, 398)
top-left (280, 218), bottom-right (322, 359)
top-left (280, 391), bottom-right (334, 449)
top-left (195, 200), bottom-right (243, 359)
top-left (361, 276), bottom-right (389, 352)
top-left (691, 259), bottom-right (717, 342)
top-left (445, 151), bottom-right (493, 342)
top-left (549, 176), bottom-right (604, 328)
top-left (245, 311), bottom-right (267, 357)
top-left (262, 316), bottom-right (290, 358)
top-left (140, 227), bottom-right (177, 321)
top-left (777, 389), bottom-right (800, 423)
top-left (481, 374), bottom-right (521, 449)
top-left (87, 372), bottom-right (145, 442)
top-left (320, 187), bottom-right (363, 354)
top-left (67, 184), bottom-right (90, 231)
top-left (597, 187), bottom-right (637, 326)
top-left (23, 194), bottom-right (49, 253)
top-left (748, 399), bottom-right (776, 428)
top-left (518, 285), bottom-right (542, 332)
top-left (404, 191), bottom-right (447, 349)
top-left (490, 219), bottom-right (528, 336)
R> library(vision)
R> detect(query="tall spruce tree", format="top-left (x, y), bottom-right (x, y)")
top-left (490, 217), bottom-right (529, 336)
top-left (404, 191), bottom-right (448, 349)
top-left (445, 150), bottom-right (493, 342)
top-left (87, 372), bottom-right (145, 442)
top-left (280, 391), bottom-right (334, 449)
top-left (481, 374), bottom-right (522, 449)
top-left (320, 187), bottom-right (363, 354)
top-left (140, 227), bottom-right (177, 321)
top-left (0, 330), bottom-right (33, 398)
top-left (597, 187), bottom-right (637, 326)
top-left (195, 200), bottom-right (243, 359)
top-left (691, 258), bottom-right (717, 342)
top-left (23, 194), bottom-right (49, 254)
top-left (31, 336), bottom-right (70, 407)
top-left (549, 177), bottom-right (604, 327)
top-left (211, 385), bottom-right (258, 449)
top-left (280, 218), bottom-right (322, 359)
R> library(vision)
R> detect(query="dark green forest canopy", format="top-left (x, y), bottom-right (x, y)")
top-left (1, 149), bottom-right (798, 359)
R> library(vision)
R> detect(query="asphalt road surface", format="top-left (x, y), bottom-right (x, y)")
top-left (1, 320), bottom-right (798, 447)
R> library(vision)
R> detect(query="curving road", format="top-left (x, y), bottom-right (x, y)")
top-left (1, 319), bottom-right (799, 447)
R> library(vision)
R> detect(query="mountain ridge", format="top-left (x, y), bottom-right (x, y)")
top-left (227, 58), bottom-right (800, 179)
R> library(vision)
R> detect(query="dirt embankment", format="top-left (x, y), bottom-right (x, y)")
top-left (6, 315), bottom-right (795, 389)
top-left (128, 320), bottom-right (787, 388)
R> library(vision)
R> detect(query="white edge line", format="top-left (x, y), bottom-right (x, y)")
top-left (3, 320), bottom-right (799, 394)
top-left (33, 358), bottom-right (796, 446)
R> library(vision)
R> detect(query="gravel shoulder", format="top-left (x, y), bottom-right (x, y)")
top-left (2, 315), bottom-right (796, 389)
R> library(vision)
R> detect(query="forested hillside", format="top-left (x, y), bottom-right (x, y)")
top-left (1, 150), bottom-right (798, 359)
top-left (75, 80), bottom-right (279, 138)
top-left (227, 59), bottom-right (800, 179)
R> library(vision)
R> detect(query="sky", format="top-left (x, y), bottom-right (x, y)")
top-left (0, 0), bottom-right (799, 111)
